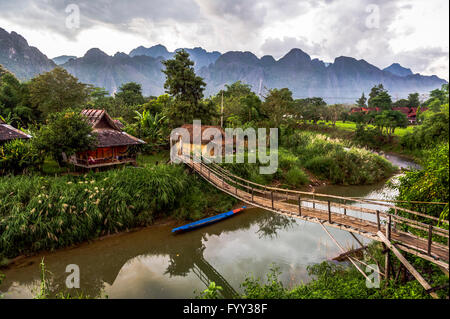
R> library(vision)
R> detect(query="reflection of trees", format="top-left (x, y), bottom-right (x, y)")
top-left (1, 208), bottom-right (293, 299)
top-left (256, 212), bottom-right (296, 239)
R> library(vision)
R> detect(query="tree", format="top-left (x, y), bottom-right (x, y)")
top-left (374, 110), bottom-right (408, 138)
top-left (162, 50), bottom-right (212, 125)
top-left (392, 99), bottom-right (409, 108)
top-left (222, 81), bottom-right (252, 98)
top-left (326, 104), bottom-right (345, 125)
top-left (0, 72), bottom-right (37, 127)
top-left (211, 81), bottom-right (261, 127)
top-left (407, 93), bottom-right (420, 108)
top-left (29, 67), bottom-right (88, 117)
top-left (240, 93), bottom-right (262, 123)
top-left (369, 91), bottom-right (392, 110)
top-left (261, 88), bottom-right (294, 127)
top-left (143, 94), bottom-right (173, 115)
top-left (367, 83), bottom-right (392, 110)
top-left (356, 93), bottom-right (367, 108)
top-left (33, 110), bottom-right (97, 165)
top-left (0, 64), bottom-right (11, 78)
top-left (293, 97), bottom-right (327, 124)
top-left (162, 50), bottom-right (206, 106)
top-left (115, 82), bottom-right (145, 106)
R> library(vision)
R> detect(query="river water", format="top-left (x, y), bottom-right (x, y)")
top-left (0, 153), bottom-right (418, 299)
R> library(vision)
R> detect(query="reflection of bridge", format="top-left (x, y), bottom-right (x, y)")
top-left (192, 250), bottom-right (239, 298)
top-left (182, 156), bottom-right (449, 288)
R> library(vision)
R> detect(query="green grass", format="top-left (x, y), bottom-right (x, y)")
top-left (331, 121), bottom-right (415, 137)
top-left (137, 150), bottom-right (170, 167)
top-left (41, 157), bottom-right (67, 175)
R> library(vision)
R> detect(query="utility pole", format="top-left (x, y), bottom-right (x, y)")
top-left (220, 91), bottom-right (224, 128)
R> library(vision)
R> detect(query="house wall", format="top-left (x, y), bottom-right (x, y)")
top-left (77, 146), bottom-right (129, 160)
top-left (176, 141), bottom-right (218, 157)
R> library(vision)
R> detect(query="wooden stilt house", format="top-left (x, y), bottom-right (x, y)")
top-left (66, 109), bottom-right (145, 168)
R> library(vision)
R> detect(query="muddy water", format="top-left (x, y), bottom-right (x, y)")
top-left (0, 153), bottom-right (417, 299)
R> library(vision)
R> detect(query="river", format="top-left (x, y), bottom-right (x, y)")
top-left (0, 153), bottom-right (418, 299)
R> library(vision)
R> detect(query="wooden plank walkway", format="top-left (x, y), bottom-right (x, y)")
top-left (183, 157), bottom-right (449, 270)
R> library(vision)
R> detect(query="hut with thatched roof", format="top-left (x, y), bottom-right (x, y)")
top-left (66, 109), bottom-right (145, 168)
top-left (0, 118), bottom-right (32, 145)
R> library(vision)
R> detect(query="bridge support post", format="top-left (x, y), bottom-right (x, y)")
top-left (271, 191), bottom-right (274, 209)
top-left (427, 225), bottom-right (433, 256)
top-left (344, 199), bottom-right (347, 215)
top-left (298, 196), bottom-right (302, 216)
top-left (376, 210), bottom-right (381, 231)
top-left (328, 201), bottom-right (332, 224)
top-left (385, 215), bottom-right (392, 283)
top-left (251, 187), bottom-right (254, 202)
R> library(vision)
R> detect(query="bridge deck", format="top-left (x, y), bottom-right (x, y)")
top-left (184, 159), bottom-right (449, 270)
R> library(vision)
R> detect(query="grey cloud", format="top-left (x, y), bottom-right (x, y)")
top-left (0, 0), bottom-right (447, 79)
top-left (0, 0), bottom-right (202, 39)
top-left (260, 36), bottom-right (324, 59)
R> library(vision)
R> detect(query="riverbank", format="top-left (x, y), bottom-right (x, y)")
top-left (297, 122), bottom-right (423, 161)
top-left (0, 164), bottom-right (238, 262)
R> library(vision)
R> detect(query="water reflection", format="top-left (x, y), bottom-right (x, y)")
top-left (0, 209), bottom-right (304, 299)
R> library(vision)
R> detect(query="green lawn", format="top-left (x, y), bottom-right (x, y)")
top-left (331, 121), bottom-right (415, 137)
top-left (136, 150), bottom-right (170, 167)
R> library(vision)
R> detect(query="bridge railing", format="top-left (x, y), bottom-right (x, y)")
top-left (180, 155), bottom-right (449, 262)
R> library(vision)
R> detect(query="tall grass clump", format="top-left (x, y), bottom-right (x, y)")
top-left (219, 150), bottom-right (310, 188)
top-left (283, 131), bottom-right (395, 185)
top-left (0, 165), bottom-right (236, 258)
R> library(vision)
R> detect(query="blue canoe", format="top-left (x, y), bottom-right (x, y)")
top-left (172, 206), bottom-right (247, 233)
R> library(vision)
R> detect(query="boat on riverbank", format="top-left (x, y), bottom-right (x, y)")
top-left (172, 207), bottom-right (246, 233)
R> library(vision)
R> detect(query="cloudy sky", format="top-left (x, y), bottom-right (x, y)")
top-left (0, 0), bottom-right (448, 79)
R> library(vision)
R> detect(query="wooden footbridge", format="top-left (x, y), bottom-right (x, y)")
top-left (180, 156), bottom-right (449, 281)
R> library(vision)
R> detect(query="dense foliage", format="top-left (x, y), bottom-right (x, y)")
top-left (205, 259), bottom-right (436, 299)
top-left (281, 131), bottom-right (394, 184)
top-left (32, 111), bottom-right (97, 165)
top-left (28, 67), bottom-right (88, 117)
top-left (401, 104), bottom-right (449, 150)
top-left (395, 143), bottom-right (449, 222)
top-left (0, 164), bottom-right (237, 259)
top-left (0, 138), bottom-right (42, 175)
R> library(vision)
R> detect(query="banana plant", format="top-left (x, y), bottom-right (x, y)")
top-left (134, 110), bottom-right (167, 146)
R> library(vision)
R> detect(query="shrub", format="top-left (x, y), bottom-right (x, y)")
top-left (284, 167), bottom-right (309, 187)
top-left (32, 110), bottom-right (97, 165)
top-left (0, 139), bottom-right (43, 175)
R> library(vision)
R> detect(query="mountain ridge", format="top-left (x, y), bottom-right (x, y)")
top-left (0, 28), bottom-right (447, 103)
